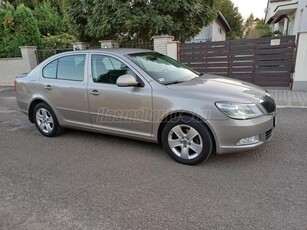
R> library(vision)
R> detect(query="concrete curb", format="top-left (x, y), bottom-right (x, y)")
top-left (0, 87), bottom-right (14, 92)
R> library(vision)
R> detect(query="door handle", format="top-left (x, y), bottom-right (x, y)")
top-left (89, 90), bottom-right (100, 96)
top-left (44, 85), bottom-right (52, 90)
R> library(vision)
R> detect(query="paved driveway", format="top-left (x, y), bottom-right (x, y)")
top-left (0, 88), bottom-right (306, 230)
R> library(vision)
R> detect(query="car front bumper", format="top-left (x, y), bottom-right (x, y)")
top-left (210, 114), bottom-right (276, 154)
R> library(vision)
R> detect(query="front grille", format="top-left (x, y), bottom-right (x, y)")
top-left (261, 95), bottom-right (276, 114)
top-left (266, 129), bottom-right (273, 140)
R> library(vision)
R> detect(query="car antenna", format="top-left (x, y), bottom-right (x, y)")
top-left (73, 41), bottom-right (81, 51)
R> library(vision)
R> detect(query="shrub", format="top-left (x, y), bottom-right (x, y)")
top-left (0, 4), bottom-right (41, 57)
top-left (13, 4), bottom-right (41, 46)
top-left (33, 1), bottom-right (63, 36)
top-left (42, 32), bottom-right (76, 49)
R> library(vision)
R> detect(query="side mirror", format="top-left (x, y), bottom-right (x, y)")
top-left (116, 74), bottom-right (142, 87)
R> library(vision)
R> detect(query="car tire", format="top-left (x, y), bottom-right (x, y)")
top-left (161, 115), bottom-right (213, 165)
top-left (33, 102), bottom-right (62, 137)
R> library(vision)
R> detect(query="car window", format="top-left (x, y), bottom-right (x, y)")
top-left (57, 55), bottom-right (86, 81)
top-left (43, 60), bottom-right (57, 79)
top-left (91, 54), bottom-right (137, 84)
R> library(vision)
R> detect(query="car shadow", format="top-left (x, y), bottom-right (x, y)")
top-left (32, 127), bottom-right (274, 167)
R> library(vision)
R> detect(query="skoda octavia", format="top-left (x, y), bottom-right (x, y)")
top-left (15, 49), bottom-right (276, 165)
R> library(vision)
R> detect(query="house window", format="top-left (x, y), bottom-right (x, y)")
top-left (219, 27), bottom-right (223, 34)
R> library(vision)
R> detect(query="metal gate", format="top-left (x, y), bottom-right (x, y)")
top-left (179, 36), bottom-right (296, 87)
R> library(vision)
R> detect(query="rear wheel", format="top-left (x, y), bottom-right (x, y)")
top-left (161, 116), bottom-right (213, 165)
top-left (33, 102), bottom-right (62, 137)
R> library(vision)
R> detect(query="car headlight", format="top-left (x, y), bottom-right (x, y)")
top-left (215, 102), bottom-right (263, 120)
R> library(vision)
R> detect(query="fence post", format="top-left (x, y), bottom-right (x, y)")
top-left (19, 46), bottom-right (37, 70)
top-left (292, 32), bottom-right (307, 90)
top-left (228, 40), bottom-right (231, 78)
top-left (72, 42), bottom-right (89, 50)
top-left (99, 40), bottom-right (119, 48)
top-left (167, 41), bottom-right (179, 61)
top-left (153, 35), bottom-right (179, 60)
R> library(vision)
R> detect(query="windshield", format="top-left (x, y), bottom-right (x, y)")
top-left (127, 52), bottom-right (199, 85)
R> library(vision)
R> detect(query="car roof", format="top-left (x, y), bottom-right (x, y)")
top-left (65, 48), bottom-right (154, 56)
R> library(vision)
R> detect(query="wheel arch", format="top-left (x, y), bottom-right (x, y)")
top-left (157, 111), bottom-right (217, 153)
top-left (28, 98), bottom-right (49, 123)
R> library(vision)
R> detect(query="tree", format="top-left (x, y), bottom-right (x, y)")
top-left (254, 19), bottom-right (273, 38)
top-left (13, 4), bottom-right (41, 44)
top-left (244, 13), bottom-right (255, 30)
top-left (1, 4), bottom-right (19, 57)
top-left (5, 0), bottom-right (68, 17)
top-left (0, 3), bottom-right (41, 57)
top-left (4, 0), bottom-right (37, 8)
top-left (33, 1), bottom-right (63, 36)
top-left (42, 32), bottom-right (76, 49)
top-left (67, 0), bottom-right (218, 43)
top-left (0, 6), bottom-right (7, 55)
top-left (217, 0), bottom-right (243, 39)
top-left (66, 0), bottom-right (93, 41)
top-left (242, 13), bottom-right (255, 38)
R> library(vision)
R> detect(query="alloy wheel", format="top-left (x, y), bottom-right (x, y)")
top-left (36, 108), bottom-right (54, 134)
top-left (168, 124), bottom-right (203, 160)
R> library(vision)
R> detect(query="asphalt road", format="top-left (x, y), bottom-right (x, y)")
top-left (0, 88), bottom-right (306, 230)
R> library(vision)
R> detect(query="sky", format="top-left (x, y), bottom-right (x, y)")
top-left (231, 0), bottom-right (268, 20)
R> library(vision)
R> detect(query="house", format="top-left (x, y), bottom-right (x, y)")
top-left (265, 0), bottom-right (307, 36)
top-left (190, 12), bottom-right (231, 42)
top-left (265, 1), bottom-right (307, 90)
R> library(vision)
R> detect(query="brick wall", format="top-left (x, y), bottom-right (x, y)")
top-left (153, 35), bottom-right (174, 55)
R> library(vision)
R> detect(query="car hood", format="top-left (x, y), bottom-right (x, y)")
top-left (166, 74), bottom-right (266, 103)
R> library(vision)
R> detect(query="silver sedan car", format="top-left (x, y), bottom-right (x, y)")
top-left (15, 49), bottom-right (276, 165)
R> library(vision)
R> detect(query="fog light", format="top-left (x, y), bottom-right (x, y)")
top-left (236, 135), bottom-right (260, 146)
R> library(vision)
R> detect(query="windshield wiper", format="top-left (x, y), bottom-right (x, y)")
top-left (165, 81), bottom-right (185, 85)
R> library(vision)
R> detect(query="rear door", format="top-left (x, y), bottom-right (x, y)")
top-left (40, 54), bottom-right (91, 127)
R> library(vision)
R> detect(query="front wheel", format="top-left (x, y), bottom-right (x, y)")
top-left (161, 116), bottom-right (213, 165)
top-left (33, 102), bottom-right (62, 137)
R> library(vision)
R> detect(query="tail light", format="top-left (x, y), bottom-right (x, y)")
top-left (14, 79), bottom-right (17, 91)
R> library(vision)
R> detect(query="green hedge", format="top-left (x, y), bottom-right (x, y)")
top-left (0, 2), bottom-right (76, 58)
top-left (0, 4), bottom-right (41, 58)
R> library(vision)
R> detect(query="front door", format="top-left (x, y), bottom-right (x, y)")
top-left (87, 54), bottom-right (152, 139)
